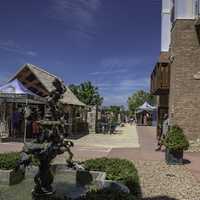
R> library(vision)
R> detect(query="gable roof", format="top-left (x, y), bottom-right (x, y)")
top-left (10, 64), bottom-right (86, 106)
top-left (61, 87), bottom-right (86, 106)
top-left (11, 63), bottom-right (59, 93)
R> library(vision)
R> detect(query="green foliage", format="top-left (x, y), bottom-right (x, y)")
top-left (102, 105), bottom-right (127, 124)
top-left (0, 152), bottom-right (20, 170)
top-left (128, 90), bottom-right (155, 115)
top-left (77, 188), bottom-right (136, 200)
top-left (107, 106), bottom-right (121, 114)
top-left (84, 158), bottom-right (141, 198)
top-left (163, 125), bottom-right (189, 151)
top-left (69, 81), bottom-right (103, 106)
top-left (0, 152), bottom-right (38, 170)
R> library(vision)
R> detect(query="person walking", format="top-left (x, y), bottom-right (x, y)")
top-left (155, 114), bottom-right (169, 151)
top-left (11, 108), bottom-right (21, 138)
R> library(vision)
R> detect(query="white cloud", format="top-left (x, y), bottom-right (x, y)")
top-left (101, 57), bottom-right (142, 70)
top-left (89, 69), bottom-right (128, 76)
top-left (98, 77), bottom-right (150, 106)
top-left (0, 40), bottom-right (37, 57)
top-left (103, 94), bottom-right (129, 106)
top-left (96, 77), bottom-right (149, 91)
top-left (118, 78), bottom-right (149, 91)
top-left (26, 51), bottom-right (37, 57)
top-left (48, 0), bottom-right (101, 38)
top-left (89, 57), bottom-right (144, 76)
top-left (90, 56), bottom-right (150, 106)
top-left (0, 71), bottom-right (12, 85)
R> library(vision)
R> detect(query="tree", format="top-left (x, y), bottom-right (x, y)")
top-left (69, 81), bottom-right (103, 106)
top-left (128, 90), bottom-right (155, 115)
top-left (108, 106), bottom-right (121, 115)
top-left (102, 105), bottom-right (127, 123)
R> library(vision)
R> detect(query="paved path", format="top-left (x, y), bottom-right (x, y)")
top-left (0, 142), bottom-right (23, 153)
top-left (109, 126), bottom-right (200, 182)
top-left (71, 124), bottom-right (139, 148)
top-left (0, 124), bottom-right (199, 182)
top-left (108, 126), bottom-right (163, 161)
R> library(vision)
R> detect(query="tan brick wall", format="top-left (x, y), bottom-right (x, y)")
top-left (169, 19), bottom-right (200, 140)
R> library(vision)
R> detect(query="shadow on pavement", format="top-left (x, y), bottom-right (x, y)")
top-left (66, 133), bottom-right (89, 140)
top-left (142, 196), bottom-right (177, 200)
top-left (183, 159), bottom-right (191, 165)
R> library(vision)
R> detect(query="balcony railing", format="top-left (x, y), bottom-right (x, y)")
top-left (150, 62), bottom-right (170, 95)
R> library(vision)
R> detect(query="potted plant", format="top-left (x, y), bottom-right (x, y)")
top-left (163, 125), bottom-right (189, 165)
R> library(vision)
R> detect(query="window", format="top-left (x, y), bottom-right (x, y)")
top-left (195, 0), bottom-right (200, 18)
top-left (170, 0), bottom-right (175, 23)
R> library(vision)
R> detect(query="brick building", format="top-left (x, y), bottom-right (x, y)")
top-left (151, 0), bottom-right (200, 140)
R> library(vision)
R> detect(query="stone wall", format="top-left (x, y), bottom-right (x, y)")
top-left (87, 106), bottom-right (97, 134)
top-left (169, 19), bottom-right (200, 139)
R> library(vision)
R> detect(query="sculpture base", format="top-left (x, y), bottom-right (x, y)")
top-left (32, 189), bottom-right (56, 200)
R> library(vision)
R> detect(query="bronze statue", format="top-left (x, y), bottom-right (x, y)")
top-left (15, 78), bottom-right (75, 198)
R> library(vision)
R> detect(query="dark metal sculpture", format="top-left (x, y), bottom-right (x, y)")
top-left (15, 78), bottom-right (75, 198)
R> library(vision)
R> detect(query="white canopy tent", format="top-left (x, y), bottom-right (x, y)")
top-left (136, 101), bottom-right (156, 113)
top-left (0, 79), bottom-right (46, 142)
top-left (135, 102), bottom-right (157, 126)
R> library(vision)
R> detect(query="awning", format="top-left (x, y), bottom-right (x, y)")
top-left (0, 79), bottom-right (46, 104)
top-left (136, 101), bottom-right (156, 114)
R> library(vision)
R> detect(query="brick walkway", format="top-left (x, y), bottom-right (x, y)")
top-left (0, 142), bottom-right (23, 153)
top-left (109, 126), bottom-right (200, 182)
top-left (0, 124), bottom-right (199, 182)
top-left (108, 126), bottom-right (163, 161)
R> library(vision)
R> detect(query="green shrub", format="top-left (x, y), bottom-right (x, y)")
top-left (84, 158), bottom-right (141, 198)
top-left (0, 152), bottom-right (38, 170)
top-left (78, 187), bottom-right (137, 200)
top-left (0, 152), bottom-right (20, 170)
top-left (163, 125), bottom-right (189, 151)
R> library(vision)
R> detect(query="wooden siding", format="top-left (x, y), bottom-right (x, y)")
top-left (151, 62), bottom-right (170, 95)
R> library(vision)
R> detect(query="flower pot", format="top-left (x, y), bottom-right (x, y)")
top-left (165, 148), bottom-right (183, 165)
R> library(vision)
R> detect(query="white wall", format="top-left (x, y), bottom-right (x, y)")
top-left (161, 0), bottom-right (171, 52)
top-left (175, 0), bottom-right (196, 19)
top-left (161, 0), bottom-right (199, 52)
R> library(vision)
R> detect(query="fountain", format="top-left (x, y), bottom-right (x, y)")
top-left (0, 78), bottom-right (132, 200)
top-left (12, 79), bottom-right (105, 200)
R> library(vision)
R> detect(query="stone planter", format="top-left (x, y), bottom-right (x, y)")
top-left (26, 164), bottom-right (107, 199)
top-left (165, 148), bottom-right (184, 165)
top-left (51, 164), bottom-right (106, 187)
top-left (26, 164), bottom-right (106, 187)
top-left (0, 169), bottom-right (25, 185)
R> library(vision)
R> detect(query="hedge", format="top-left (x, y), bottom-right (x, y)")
top-left (0, 152), bottom-right (21, 170)
top-left (84, 158), bottom-right (141, 198)
top-left (0, 152), bottom-right (38, 170)
top-left (163, 125), bottom-right (189, 151)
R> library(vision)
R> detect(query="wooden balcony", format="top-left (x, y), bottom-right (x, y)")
top-left (151, 62), bottom-right (170, 95)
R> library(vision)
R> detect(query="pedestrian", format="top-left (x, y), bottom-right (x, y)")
top-left (11, 108), bottom-right (21, 138)
top-left (155, 114), bottom-right (169, 151)
top-left (32, 120), bottom-right (40, 139)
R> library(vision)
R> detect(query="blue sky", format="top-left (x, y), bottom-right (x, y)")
top-left (0, 0), bottom-right (161, 106)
